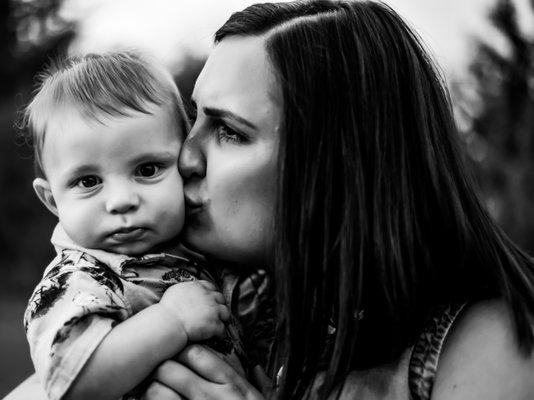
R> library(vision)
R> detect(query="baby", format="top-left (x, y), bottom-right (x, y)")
top-left (23, 52), bottom-right (247, 400)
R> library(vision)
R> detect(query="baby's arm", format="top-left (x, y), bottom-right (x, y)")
top-left (63, 280), bottom-right (229, 400)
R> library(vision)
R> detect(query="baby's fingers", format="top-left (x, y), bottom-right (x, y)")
top-left (219, 304), bottom-right (230, 322)
top-left (212, 291), bottom-right (226, 305)
top-left (197, 280), bottom-right (217, 291)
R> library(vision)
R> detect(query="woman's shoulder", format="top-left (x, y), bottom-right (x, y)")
top-left (432, 299), bottom-right (534, 400)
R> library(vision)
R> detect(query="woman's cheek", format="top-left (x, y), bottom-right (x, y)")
top-left (210, 146), bottom-right (277, 262)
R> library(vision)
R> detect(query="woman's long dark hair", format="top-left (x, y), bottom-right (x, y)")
top-left (216, 1), bottom-right (534, 398)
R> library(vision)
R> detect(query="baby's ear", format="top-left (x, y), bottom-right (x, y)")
top-left (33, 178), bottom-right (58, 216)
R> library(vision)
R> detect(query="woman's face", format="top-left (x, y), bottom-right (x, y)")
top-left (179, 35), bottom-right (281, 267)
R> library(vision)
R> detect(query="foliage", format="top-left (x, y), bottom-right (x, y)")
top-left (454, 0), bottom-right (534, 254)
top-left (0, 0), bottom-right (73, 295)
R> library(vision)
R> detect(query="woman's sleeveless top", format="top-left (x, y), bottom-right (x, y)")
top-left (337, 303), bottom-right (466, 400)
top-left (409, 303), bottom-right (466, 400)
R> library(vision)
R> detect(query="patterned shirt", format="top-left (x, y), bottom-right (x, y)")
top-left (24, 224), bottom-right (269, 400)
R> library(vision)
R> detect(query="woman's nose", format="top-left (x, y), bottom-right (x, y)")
top-left (179, 125), bottom-right (206, 181)
top-left (105, 185), bottom-right (140, 215)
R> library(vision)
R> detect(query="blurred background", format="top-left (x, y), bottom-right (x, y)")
top-left (1, 0), bottom-right (533, 396)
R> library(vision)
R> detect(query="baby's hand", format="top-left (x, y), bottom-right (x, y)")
top-left (159, 280), bottom-right (230, 342)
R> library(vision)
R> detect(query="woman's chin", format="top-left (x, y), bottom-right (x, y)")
top-left (180, 227), bottom-right (221, 263)
top-left (182, 230), bottom-right (262, 268)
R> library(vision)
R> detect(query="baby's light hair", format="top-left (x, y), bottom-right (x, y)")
top-left (23, 51), bottom-right (189, 178)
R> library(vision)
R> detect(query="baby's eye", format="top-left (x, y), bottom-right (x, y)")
top-left (136, 163), bottom-right (162, 178)
top-left (76, 176), bottom-right (101, 189)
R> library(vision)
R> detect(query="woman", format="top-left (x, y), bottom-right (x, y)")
top-left (7, 1), bottom-right (534, 399)
top-left (144, 1), bottom-right (534, 399)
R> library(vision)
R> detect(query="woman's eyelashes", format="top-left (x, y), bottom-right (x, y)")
top-left (187, 102), bottom-right (250, 145)
top-left (216, 122), bottom-right (248, 144)
top-left (185, 103), bottom-right (197, 124)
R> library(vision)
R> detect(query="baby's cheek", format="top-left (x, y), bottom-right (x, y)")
top-left (158, 178), bottom-right (185, 235)
top-left (58, 204), bottom-right (100, 247)
top-left (170, 198), bottom-right (185, 233)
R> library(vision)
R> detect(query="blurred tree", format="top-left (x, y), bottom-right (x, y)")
top-left (2, 0), bottom-right (73, 94)
top-left (0, 0), bottom-right (73, 295)
top-left (0, 1), bottom-right (18, 94)
top-left (0, 1), bottom-right (75, 394)
top-left (454, 0), bottom-right (534, 254)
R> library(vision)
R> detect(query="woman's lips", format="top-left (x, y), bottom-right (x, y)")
top-left (108, 227), bottom-right (147, 243)
top-left (184, 194), bottom-right (206, 215)
top-left (184, 192), bottom-right (203, 206)
top-left (185, 203), bottom-right (205, 217)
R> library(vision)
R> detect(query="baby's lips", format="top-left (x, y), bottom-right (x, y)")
top-left (108, 227), bottom-right (147, 243)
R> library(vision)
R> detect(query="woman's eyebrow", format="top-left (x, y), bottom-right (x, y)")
top-left (203, 106), bottom-right (258, 130)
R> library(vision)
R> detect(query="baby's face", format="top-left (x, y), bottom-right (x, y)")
top-left (38, 103), bottom-right (185, 255)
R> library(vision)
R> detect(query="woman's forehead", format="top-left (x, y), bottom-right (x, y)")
top-left (192, 36), bottom-right (280, 116)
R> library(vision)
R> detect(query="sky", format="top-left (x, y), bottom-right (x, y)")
top-left (59, 0), bottom-right (529, 80)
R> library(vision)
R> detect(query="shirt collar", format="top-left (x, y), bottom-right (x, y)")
top-left (50, 223), bottom-right (188, 275)
top-left (51, 224), bottom-right (133, 274)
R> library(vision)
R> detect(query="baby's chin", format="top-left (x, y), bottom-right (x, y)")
top-left (100, 236), bottom-right (180, 257)
top-left (99, 241), bottom-right (156, 257)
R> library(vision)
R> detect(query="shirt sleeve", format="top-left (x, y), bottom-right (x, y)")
top-left (24, 251), bottom-right (131, 400)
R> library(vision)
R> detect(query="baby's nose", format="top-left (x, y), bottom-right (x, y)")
top-left (105, 187), bottom-right (140, 214)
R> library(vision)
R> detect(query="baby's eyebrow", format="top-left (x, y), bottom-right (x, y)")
top-left (129, 151), bottom-right (178, 165)
top-left (63, 165), bottom-right (98, 178)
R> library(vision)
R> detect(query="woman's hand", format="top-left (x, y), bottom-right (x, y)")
top-left (142, 345), bottom-right (266, 400)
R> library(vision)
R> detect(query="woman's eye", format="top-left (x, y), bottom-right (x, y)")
top-left (217, 124), bottom-right (247, 144)
top-left (136, 163), bottom-right (161, 178)
top-left (185, 104), bottom-right (197, 124)
top-left (75, 176), bottom-right (101, 189)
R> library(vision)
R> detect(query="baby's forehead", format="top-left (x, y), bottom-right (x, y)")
top-left (41, 103), bottom-right (183, 171)
top-left (27, 52), bottom-right (186, 178)
top-left (47, 100), bottom-right (183, 132)
top-left (41, 101), bottom-right (184, 155)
